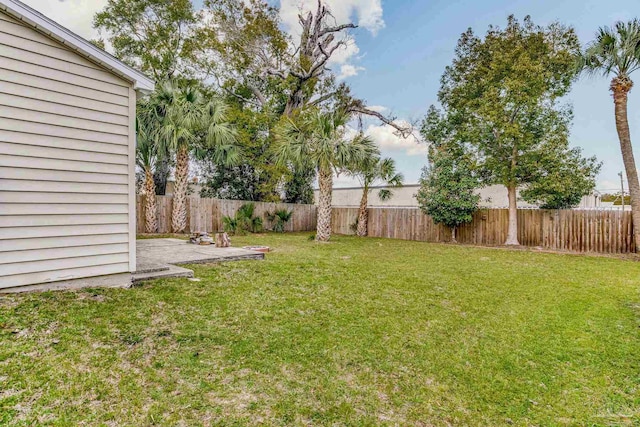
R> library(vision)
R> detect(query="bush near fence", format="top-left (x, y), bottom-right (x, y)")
top-left (137, 197), bottom-right (635, 254)
top-left (136, 195), bottom-right (317, 234)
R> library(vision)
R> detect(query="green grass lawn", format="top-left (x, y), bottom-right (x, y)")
top-left (1, 234), bottom-right (640, 426)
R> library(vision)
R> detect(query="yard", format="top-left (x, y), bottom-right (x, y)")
top-left (1, 234), bottom-right (639, 426)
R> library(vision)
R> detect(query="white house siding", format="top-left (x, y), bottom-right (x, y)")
top-left (0, 10), bottom-right (136, 289)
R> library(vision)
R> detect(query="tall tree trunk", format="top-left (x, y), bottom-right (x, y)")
top-left (171, 145), bottom-right (189, 233)
top-left (612, 76), bottom-right (640, 251)
top-left (451, 226), bottom-right (457, 243)
top-left (316, 168), bottom-right (333, 242)
top-left (144, 167), bottom-right (158, 234)
top-left (154, 158), bottom-right (170, 195)
top-left (505, 183), bottom-right (520, 245)
top-left (356, 187), bottom-right (369, 237)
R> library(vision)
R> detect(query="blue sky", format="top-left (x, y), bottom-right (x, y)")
top-left (341, 0), bottom-right (640, 191)
top-left (29, 0), bottom-right (640, 191)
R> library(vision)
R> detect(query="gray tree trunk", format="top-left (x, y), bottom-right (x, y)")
top-left (316, 168), bottom-right (333, 242)
top-left (505, 184), bottom-right (520, 245)
top-left (356, 188), bottom-right (369, 237)
top-left (612, 78), bottom-right (640, 251)
top-left (171, 145), bottom-right (189, 234)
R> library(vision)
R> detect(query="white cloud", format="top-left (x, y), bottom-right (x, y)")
top-left (364, 121), bottom-right (427, 156)
top-left (279, 0), bottom-right (384, 35)
top-left (22, 0), bottom-right (107, 40)
top-left (338, 64), bottom-right (365, 80)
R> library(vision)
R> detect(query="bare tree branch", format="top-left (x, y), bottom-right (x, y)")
top-left (349, 106), bottom-right (415, 138)
top-left (319, 23), bottom-right (358, 36)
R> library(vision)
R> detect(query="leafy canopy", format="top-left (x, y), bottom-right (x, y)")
top-left (93, 0), bottom-right (199, 81)
top-left (148, 81), bottom-right (239, 166)
top-left (520, 147), bottom-right (601, 209)
top-left (417, 107), bottom-right (480, 230)
top-left (578, 19), bottom-right (640, 79)
top-left (275, 109), bottom-right (379, 175)
top-left (438, 15), bottom-right (597, 208)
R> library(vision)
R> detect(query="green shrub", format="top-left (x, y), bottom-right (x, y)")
top-left (224, 203), bottom-right (263, 235)
top-left (267, 209), bottom-right (293, 233)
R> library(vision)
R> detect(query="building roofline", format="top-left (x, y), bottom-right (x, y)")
top-left (314, 184), bottom-right (421, 191)
top-left (0, 0), bottom-right (155, 93)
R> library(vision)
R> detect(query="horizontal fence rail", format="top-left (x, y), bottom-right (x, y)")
top-left (137, 195), bottom-right (317, 234)
top-left (332, 207), bottom-right (636, 254)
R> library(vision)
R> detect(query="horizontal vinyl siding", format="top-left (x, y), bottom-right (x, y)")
top-left (0, 263), bottom-right (130, 289)
top-left (0, 214), bottom-right (129, 227)
top-left (0, 179), bottom-right (128, 194)
top-left (0, 141), bottom-right (127, 164)
top-left (0, 93), bottom-right (129, 126)
top-left (0, 10), bottom-right (134, 289)
top-left (1, 68), bottom-right (129, 107)
top-left (0, 168), bottom-right (129, 185)
top-left (0, 129), bottom-right (129, 155)
top-left (1, 117), bottom-right (128, 145)
top-left (0, 33), bottom-right (129, 87)
top-left (0, 154), bottom-right (129, 174)
top-left (0, 204), bottom-right (129, 216)
top-left (0, 192), bottom-right (129, 204)
top-left (0, 79), bottom-right (129, 115)
top-left (0, 223), bottom-right (129, 241)
top-left (0, 243), bottom-right (129, 265)
top-left (0, 105), bottom-right (129, 136)
top-left (0, 234), bottom-right (129, 253)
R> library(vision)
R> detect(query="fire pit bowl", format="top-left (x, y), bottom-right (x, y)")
top-left (243, 246), bottom-right (270, 253)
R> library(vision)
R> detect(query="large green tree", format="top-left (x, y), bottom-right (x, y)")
top-left (417, 107), bottom-right (480, 242)
top-left (578, 20), bottom-right (640, 248)
top-left (93, 0), bottom-right (199, 81)
top-left (439, 16), bottom-right (588, 245)
top-left (276, 109), bottom-right (378, 242)
top-left (197, 0), bottom-right (410, 203)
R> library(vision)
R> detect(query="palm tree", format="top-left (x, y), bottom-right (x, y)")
top-left (350, 156), bottom-right (404, 237)
top-left (154, 82), bottom-right (238, 233)
top-left (276, 109), bottom-right (379, 242)
top-left (579, 20), bottom-right (640, 248)
top-left (135, 115), bottom-right (158, 234)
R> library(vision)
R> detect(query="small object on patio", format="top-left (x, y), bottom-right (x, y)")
top-left (243, 245), bottom-right (270, 253)
top-left (215, 232), bottom-right (231, 248)
top-left (189, 232), bottom-right (214, 245)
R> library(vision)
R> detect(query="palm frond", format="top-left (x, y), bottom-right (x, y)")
top-left (378, 188), bottom-right (392, 201)
top-left (578, 19), bottom-right (640, 78)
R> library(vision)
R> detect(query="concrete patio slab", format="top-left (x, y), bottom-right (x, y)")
top-left (132, 264), bottom-right (194, 284)
top-left (133, 238), bottom-right (265, 283)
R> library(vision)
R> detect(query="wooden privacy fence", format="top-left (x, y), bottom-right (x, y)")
top-left (137, 195), bottom-right (317, 234)
top-left (332, 207), bottom-right (636, 254)
top-left (137, 197), bottom-right (635, 254)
